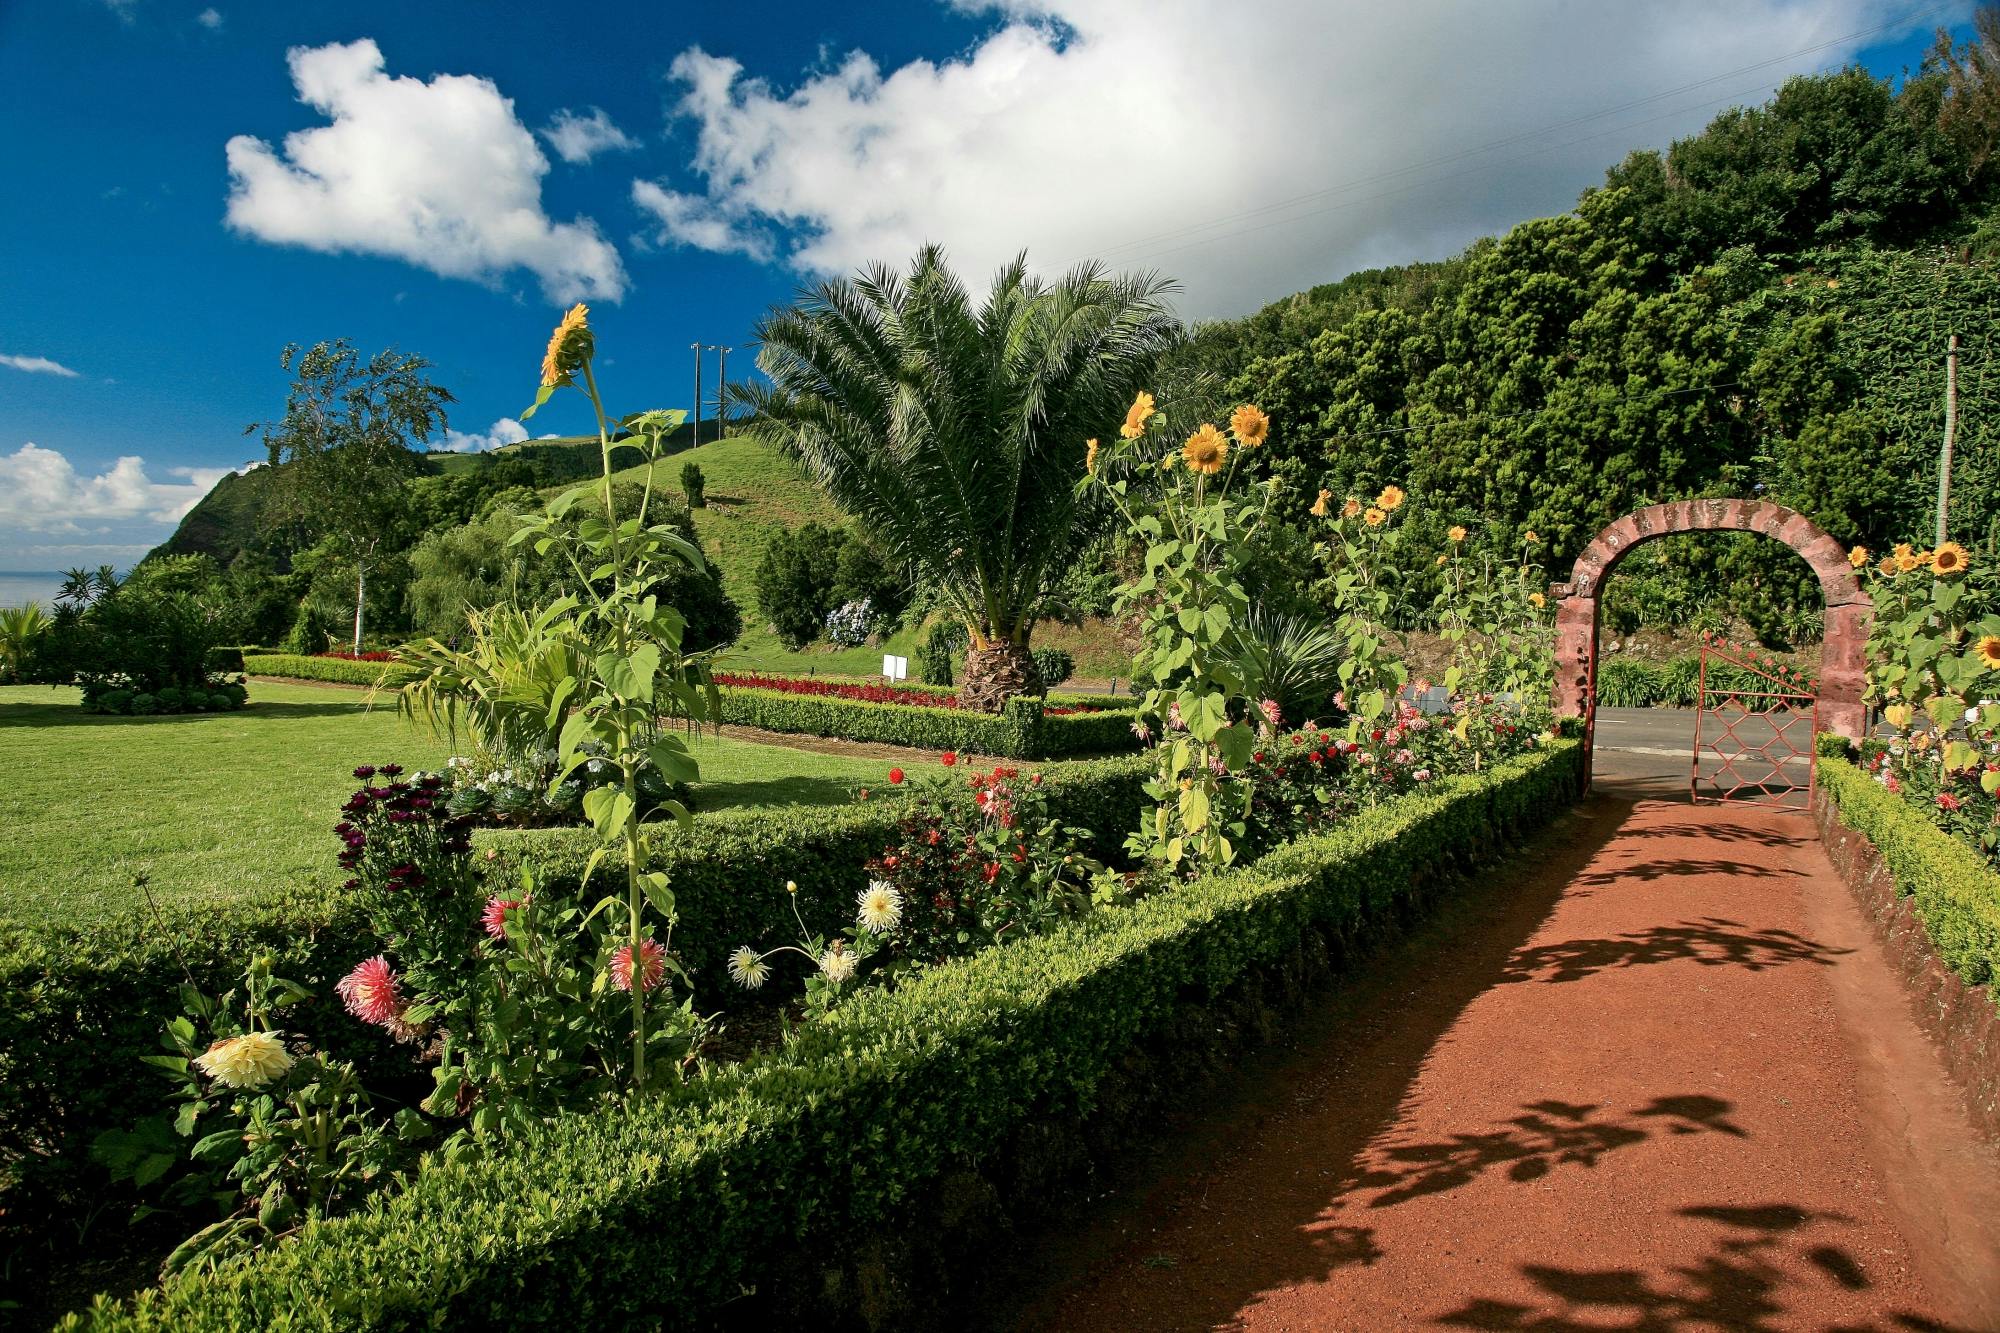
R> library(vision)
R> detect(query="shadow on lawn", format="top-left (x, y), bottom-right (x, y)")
top-left (692, 774), bottom-right (861, 811)
top-left (0, 700), bottom-right (378, 727)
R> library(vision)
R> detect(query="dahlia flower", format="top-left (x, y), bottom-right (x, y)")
top-left (482, 895), bottom-right (523, 940)
top-left (857, 880), bottom-right (904, 934)
top-left (337, 956), bottom-right (406, 1028)
top-left (819, 942), bottom-right (858, 984)
top-left (727, 945), bottom-right (770, 989)
top-left (611, 938), bottom-right (668, 993)
top-left (195, 1030), bottom-right (294, 1090)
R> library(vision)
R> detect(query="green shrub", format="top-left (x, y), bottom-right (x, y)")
top-left (1818, 757), bottom-right (2000, 996)
top-left (204, 645), bottom-right (246, 675)
top-left (1594, 658), bottom-right (1667, 708)
top-left (754, 522), bottom-right (844, 649)
top-left (0, 754), bottom-right (1147, 1236)
top-left (64, 741), bottom-right (1580, 1332)
top-left (717, 685), bottom-right (1137, 759)
top-left (679, 460), bottom-right (706, 509)
top-left (918, 619), bottom-right (965, 687)
top-left (242, 653), bottom-right (417, 688)
top-left (1031, 646), bottom-right (1075, 691)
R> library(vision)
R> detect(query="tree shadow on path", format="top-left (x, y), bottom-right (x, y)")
top-left (1438, 1202), bottom-right (1967, 1332)
top-left (1498, 917), bottom-right (1850, 985)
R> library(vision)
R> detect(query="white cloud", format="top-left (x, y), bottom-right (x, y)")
top-left (541, 106), bottom-right (640, 164)
top-left (225, 39), bottom-right (626, 302)
top-left (1, 354), bottom-right (81, 378)
top-left (440, 417), bottom-right (530, 453)
top-left (197, 8), bottom-right (223, 29)
top-left (102, 0), bottom-right (139, 23)
top-left (0, 444), bottom-right (230, 533)
top-left (643, 0), bottom-right (1916, 316)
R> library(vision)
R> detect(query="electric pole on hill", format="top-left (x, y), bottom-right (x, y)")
top-left (714, 346), bottom-right (732, 437)
top-left (1937, 333), bottom-right (1960, 547)
top-left (690, 342), bottom-right (704, 449)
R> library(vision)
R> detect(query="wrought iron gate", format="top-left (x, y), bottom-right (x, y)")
top-left (1690, 633), bottom-right (1818, 809)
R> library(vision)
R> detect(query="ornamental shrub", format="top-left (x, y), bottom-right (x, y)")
top-left (919, 618), bottom-right (967, 686)
top-left (1030, 646), bottom-right (1074, 691)
top-left (755, 522), bottom-right (844, 648)
top-left (680, 460), bottom-right (706, 509)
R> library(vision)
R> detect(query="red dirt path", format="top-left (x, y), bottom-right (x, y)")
top-left (1017, 794), bottom-right (2000, 1332)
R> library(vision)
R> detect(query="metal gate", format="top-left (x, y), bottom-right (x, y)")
top-left (1690, 633), bottom-right (1818, 809)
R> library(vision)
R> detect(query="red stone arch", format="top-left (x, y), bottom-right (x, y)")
top-left (1552, 500), bottom-right (1872, 774)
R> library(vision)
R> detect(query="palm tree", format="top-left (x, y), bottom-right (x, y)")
top-left (735, 247), bottom-right (1180, 710)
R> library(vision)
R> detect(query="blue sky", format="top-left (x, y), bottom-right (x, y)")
top-left (0, 0), bottom-right (1973, 572)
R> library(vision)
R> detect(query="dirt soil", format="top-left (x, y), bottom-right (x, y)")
top-left (1003, 793), bottom-right (2000, 1332)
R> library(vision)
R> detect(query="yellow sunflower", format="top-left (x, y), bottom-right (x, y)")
top-left (540, 303), bottom-right (593, 388)
top-left (1932, 541), bottom-right (1970, 577)
top-left (1181, 424), bottom-right (1228, 475)
top-left (1435, 554), bottom-right (1448, 566)
top-left (1310, 488), bottom-right (1332, 518)
top-left (1897, 550), bottom-right (1925, 573)
top-left (1448, 525), bottom-right (1467, 543)
top-left (1979, 636), bottom-right (2000, 670)
top-left (1229, 404), bottom-right (1269, 447)
top-left (1523, 529), bottom-right (1540, 544)
top-left (1376, 484), bottom-right (1406, 511)
top-left (1877, 556), bottom-right (1899, 577)
top-left (1847, 545), bottom-right (1869, 569)
top-left (1363, 506), bottom-right (1387, 528)
top-left (1084, 438), bottom-right (1100, 475)
top-left (1529, 591), bottom-right (1546, 609)
top-left (1120, 390), bottom-right (1156, 440)
top-left (1342, 496), bottom-right (1362, 519)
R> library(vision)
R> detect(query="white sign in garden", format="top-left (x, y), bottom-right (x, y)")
top-left (881, 654), bottom-right (909, 682)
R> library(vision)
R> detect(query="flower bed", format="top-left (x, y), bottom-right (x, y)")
top-left (242, 652), bottom-right (417, 688)
top-left (64, 739), bottom-right (1581, 1332)
top-left (0, 755), bottom-right (1148, 1232)
top-left (713, 670), bottom-right (1115, 716)
top-left (716, 683), bottom-right (1139, 759)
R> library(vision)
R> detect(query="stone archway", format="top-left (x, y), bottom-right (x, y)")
top-left (1552, 500), bottom-right (1871, 786)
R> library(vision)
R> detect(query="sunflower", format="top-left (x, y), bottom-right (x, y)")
top-left (1363, 506), bottom-right (1387, 528)
top-left (1084, 438), bottom-right (1100, 475)
top-left (1342, 496), bottom-right (1362, 519)
top-left (1310, 488), bottom-right (1332, 518)
top-left (1897, 549), bottom-right (1925, 573)
top-left (1980, 636), bottom-right (2000, 671)
top-left (1528, 591), bottom-right (1546, 609)
top-left (1435, 554), bottom-right (1448, 566)
top-left (1230, 404), bottom-right (1270, 447)
top-left (1932, 541), bottom-right (1970, 577)
top-left (1376, 484), bottom-right (1406, 511)
top-left (1448, 525), bottom-right (1467, 543)
top-left (1877, 556), bottom-right (1899, 577)
top-left (1182, 424), bottom-right (1229, 475)
top-left (540, 303), bottom-right (593, 388)
top-left (1121, 390), bottom-right (1157, 440)
top-left (1523, 530), bottom-right (1540, 544)
top-left (1847, 545), bottom-right (1869, 569)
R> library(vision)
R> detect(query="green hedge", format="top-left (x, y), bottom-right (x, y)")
top-left (64, 741), bottom-right (1581, 1332)
top-left (1818, 757), bottom-right (2000, 997)
top-left (0, 755), bottom-right (1148, 1232)
top-left (241, 653), bottom-right (417, 688)
top-left (717, 685), bottom-right (1138, 758)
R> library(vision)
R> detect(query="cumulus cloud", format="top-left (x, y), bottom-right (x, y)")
top-left (642, 0), bottom-right (1916, 316)
top-left (441, 417), bottom-right (530, 453)
top-left (541, 107), bottom-right (640, 164)
top-left (197, 8), bottom-right (223, 29)
top-left (1, 354), bottom-right (81, 378)
top-left (226, 40), bottom-right (626, 301)
top-left (0, 444), bottom-right (230, 533)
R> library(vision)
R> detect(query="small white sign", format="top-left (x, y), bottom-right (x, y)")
top-left (882, 654), bottom-right (909, 682)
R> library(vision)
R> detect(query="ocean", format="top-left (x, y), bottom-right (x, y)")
top-left (0, 573), bottom-right (66, 610)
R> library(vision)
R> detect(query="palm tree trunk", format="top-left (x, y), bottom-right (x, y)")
top-left (960, 639), bottom-right (1039, 712)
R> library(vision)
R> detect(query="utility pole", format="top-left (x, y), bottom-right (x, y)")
top-left (1937, 333), bottom-right (1960, 547)
top-left (690, 342), bottom-right (704, 449)
top-left (714, 346), bottom-right (732, 436)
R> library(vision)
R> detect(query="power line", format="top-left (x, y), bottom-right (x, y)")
top-left (1058, 1), bottom-right (1958, 272)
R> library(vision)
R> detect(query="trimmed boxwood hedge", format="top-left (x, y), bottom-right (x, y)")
top-left (241, 653), bottom-right (417, 688)
top-left (718, 685), bottom-right (1138, 758)
top-left (62, 740), bottom-right (1581, 1332)
top-left (1817, 756), bottom-right (2000, 997)
top-left (0, 755), bottom-right (1148, 1231)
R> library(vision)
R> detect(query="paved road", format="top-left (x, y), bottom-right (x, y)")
top-left (1015, 791), bottom-right (2000, 1331)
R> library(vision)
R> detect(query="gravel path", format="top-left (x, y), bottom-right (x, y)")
top-left (1012, 793), bottom-right (2000, 1332)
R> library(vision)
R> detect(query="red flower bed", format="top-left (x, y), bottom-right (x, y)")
top-left (712, 671), bottom-right (1109, 715)
top-left (316, 650), bottom-right (399, 662)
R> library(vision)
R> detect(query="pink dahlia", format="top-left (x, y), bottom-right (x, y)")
top-left (611, 938), bottom-right (668, 993)
top-left (336, 955), bottom-right (405, 1028)
top-left (482, 895), bottom-right (524, 940)
top-left (1258, 698), bottom-right (1283, 730)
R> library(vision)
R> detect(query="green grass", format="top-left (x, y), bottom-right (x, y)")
top-left (0, 682), bottom-right (901, 927)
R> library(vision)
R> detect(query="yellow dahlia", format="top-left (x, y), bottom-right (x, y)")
top-left (1448, 525), bottom-right (1467, 543)
top-left (1121, 390), bottom-right (1156, 440)
top-left (540, 303), bottom-right (593, 388)
top-left (1310, 488), bottom-right (1332, 518)
top-left (1363, 506), bottom-right (1387, 528)
top-left (1230, 404), bottom-right (1269, 447)
top-left (1182, 424), bottom-right (1228, 475)
top-left (1376, 484), bottom-right (1405, 511)
top-left (1847, 545), bottom-right (1869, 569)
top-left (1979, 636), bottom-right (2000, 670)
top-left (1932, 541), bottom-right (1969, 577)
top-left (195, 1031), bottom-right (294, 1090)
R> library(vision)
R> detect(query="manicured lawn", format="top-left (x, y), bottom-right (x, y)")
top-left (0, 682), bottom-right (898, 926)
